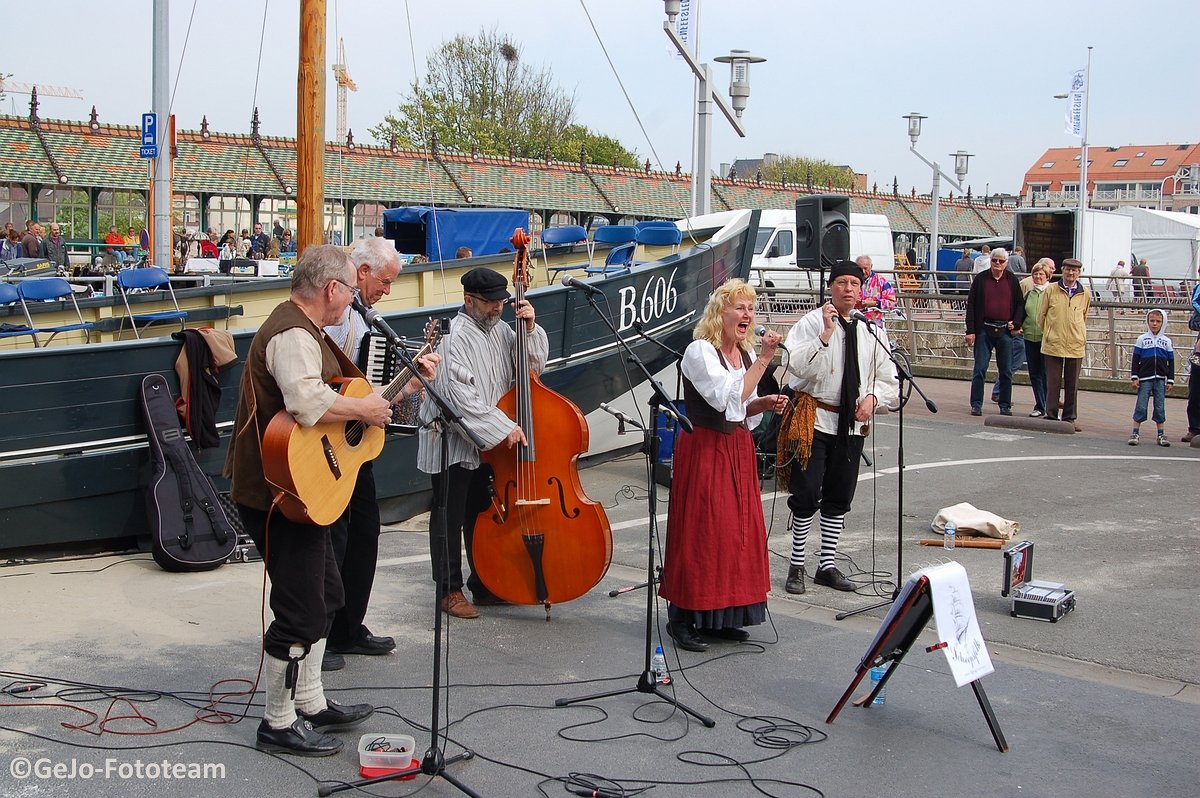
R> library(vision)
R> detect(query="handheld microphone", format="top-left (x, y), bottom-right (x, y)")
top-left (560, 274), bottom-right (603, 296)
top-left (754, 324), bottom-right (767, 336)
top-left (351, 294), bottom-right (404, 346)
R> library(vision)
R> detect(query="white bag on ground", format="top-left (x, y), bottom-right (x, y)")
top-left (931, 502), bottom-right (1019, 540)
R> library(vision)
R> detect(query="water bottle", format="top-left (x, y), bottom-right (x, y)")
top-left (944, 520), bottom-right (956, 551)
top-left (651, 645), bottom-right (668, 684)
top-left (869, 666), bottom-right (888, 705)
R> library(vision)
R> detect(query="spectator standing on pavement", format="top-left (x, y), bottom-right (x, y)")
top-left (1185, 279), bottom-right (1200, 443)
top-left (1039, 258), bottom-right (1091, 430)
top-left (1127, 308), bottom-right (1174, 447)
top-left (1008, 246), bottom-right (1028, 274)
top-left (973, 245), bottom-right (992, 275)
top-left (965, 248), bottom-right (1025, 417)
top-left (1107, 259), bottom-right (1131, 303)
top-left (1021, 262), bottom-right (1052, 417)
top-left (953, 249), bottom-right (973, 294)
top-left (1131, 257), bottom-right (1151, 302)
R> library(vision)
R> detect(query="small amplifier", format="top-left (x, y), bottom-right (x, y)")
top-left (1002, 540), bottom-right (1075, 623)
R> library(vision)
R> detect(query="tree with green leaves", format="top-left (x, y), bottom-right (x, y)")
top-left (369, 29), bottom-right (639, 168)
top-left (758, 155), bottom-right (858, 190)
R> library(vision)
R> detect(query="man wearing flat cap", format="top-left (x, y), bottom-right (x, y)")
top-left (778, 261), bottom-right (899, 594)
top-left (417, 267), bottom-right (548, 618)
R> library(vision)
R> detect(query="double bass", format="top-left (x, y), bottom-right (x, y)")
top-left (472, 230), bottom-right (612, 619)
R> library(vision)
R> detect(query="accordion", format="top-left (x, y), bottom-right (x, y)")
top-left (357, 331), bottom-right (423, 436)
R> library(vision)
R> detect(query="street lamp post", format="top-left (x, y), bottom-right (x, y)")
top-left (902, 113), bottom-right (970, 281)
top-left (662, 2), bottom-right (764, 217)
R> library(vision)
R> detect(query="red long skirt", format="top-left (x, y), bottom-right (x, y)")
top-left (658, 424), bottom-right (770, 616)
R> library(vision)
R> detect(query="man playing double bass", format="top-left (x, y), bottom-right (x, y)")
top-left (417, 267), bottom-right (547, 619)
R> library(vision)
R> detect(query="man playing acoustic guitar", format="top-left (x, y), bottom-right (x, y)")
top-left (224, 244), bottom-right (435, 757)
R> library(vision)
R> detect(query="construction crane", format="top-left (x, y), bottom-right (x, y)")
top-left (0, 77), bottom-right (84, 101)
top-left (332, 37), bottom-right (357, 142)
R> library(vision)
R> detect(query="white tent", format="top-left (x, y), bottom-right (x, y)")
top-left (1114, 207), bottom-right (1200, 281)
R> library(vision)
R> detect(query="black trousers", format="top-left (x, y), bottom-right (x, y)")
top-left (1187, 360), bottom-right (1200, 434)
top-left (786, 430), bottom-right (865, 518)
top-left (328, 462), bottom-right (380, 648)
top-left (428, 464), bottom-right (490, 596)
top-left (239, 504), bottom-right (344, 661)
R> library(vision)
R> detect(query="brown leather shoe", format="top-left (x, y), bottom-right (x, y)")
top-left (441, 591), bottom-right (480, 619)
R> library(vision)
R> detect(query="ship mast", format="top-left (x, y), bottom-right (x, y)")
top-left (297, 0), bottom-right (326, 254)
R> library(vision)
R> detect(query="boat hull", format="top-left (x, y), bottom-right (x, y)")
top-left (0, 212), bottom-right (758, 552)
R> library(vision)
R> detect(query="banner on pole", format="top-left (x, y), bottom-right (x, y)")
top-left (1065, 67), bottom-right (1086, 138)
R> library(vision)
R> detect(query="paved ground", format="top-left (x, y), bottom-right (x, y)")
top-left (1, 379), bottom-right (1197, 797)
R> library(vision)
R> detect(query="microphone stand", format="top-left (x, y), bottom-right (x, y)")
top-left (836, 320), bottom-right (936, 622)
top-left (320, 317), bottom-right (485, 798)
top-left (554, 291), bottom-right (714, 728)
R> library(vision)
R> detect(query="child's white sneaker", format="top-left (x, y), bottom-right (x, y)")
top-left (1127, 433), bottom-right (1139, 446)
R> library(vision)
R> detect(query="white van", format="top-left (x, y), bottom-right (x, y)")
top-left (749, 209), bottom-right (895, 292)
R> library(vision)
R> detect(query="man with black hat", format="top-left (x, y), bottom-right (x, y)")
top-left (778, 261), bottom-right (899, 594)
top-left (416, 267), bottom-right (548, 618)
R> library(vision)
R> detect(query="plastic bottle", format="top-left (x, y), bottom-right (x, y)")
top-left (869, 665), bottom-right (888, 705)
top-left (944, 520), bottom-right (956, 551)
top-left (651, 645), bottom-right (668, 684)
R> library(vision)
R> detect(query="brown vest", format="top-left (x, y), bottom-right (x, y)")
top-left (683, 347), bottom-right (755, 434)
top-left (223, 300), bottom-right (346, 510)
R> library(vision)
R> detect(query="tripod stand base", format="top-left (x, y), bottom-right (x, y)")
top-left (555, 670), bottom-right (716, 728)
top-left (836, 592), bottom-right (897, 621)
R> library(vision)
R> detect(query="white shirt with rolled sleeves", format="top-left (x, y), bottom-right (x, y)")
top-left (783, 306), bottom-right (900, 436)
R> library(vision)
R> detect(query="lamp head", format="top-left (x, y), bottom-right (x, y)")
top-left (952, 150), bottom-right (973, 183)
top-left (663, 0), bottom-right (681, 23)
top-left (902, 112), bottom-right (926, 145)
top-left (715, 49), bottom-right (766, 118)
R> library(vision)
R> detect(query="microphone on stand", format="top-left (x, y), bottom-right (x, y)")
top-left (351, 293), bottom-right (405, 348)
top-left (849, 309), bottom-right (871, 324)
top-left (560, 274), bottom-right (603, 296)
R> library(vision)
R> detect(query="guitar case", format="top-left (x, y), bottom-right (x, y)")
top-left (139, 373), bottom-right (236, 571)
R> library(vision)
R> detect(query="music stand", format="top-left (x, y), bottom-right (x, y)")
top-left (826, 572), bottom-right (1008, 753)
top-left (553, 289), bottom-right (715, 728)
top-left (319, 328), bottom-right (484, 798)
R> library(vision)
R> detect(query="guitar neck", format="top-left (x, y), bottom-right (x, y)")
top-left (379, 339), bottom-right (434, 404)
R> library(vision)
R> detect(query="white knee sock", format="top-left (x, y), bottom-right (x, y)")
top-left (264, 653), bottom-right (298, 729)
top-left (789, 513), bottom-right (814, 567)
top-left (293, 639), bottom-right (328, 716)
top-left (818, 513), bottom-right (845, 571)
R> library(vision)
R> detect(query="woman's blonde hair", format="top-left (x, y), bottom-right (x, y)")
top-left (693, 278), bottom-right (757, 352)
top-left (1031, 262), bottom-right (1051, 278)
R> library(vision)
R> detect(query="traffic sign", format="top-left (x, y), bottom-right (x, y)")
top-left (139, 145), bottom-right (159, 159)
top-left (141, 113), bottom-right (157, 147)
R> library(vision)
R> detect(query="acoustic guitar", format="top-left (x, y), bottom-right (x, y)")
top-left (262, 319), bottom-right (443, 525)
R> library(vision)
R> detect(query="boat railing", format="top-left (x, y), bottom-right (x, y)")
top-left (752, 268), bottom-right (1197, 390)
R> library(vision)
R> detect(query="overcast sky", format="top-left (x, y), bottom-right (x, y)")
top-left (5, 0), bottom-right (1198, 199)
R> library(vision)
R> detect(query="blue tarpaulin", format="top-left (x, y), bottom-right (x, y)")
top-left (381, 206), bottom-right (528, 262)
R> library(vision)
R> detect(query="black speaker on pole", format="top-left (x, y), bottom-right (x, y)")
top-left (795, 194), bottom-right (851, 269)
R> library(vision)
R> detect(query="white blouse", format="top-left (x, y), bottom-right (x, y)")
top-left (681, 339), bottom-right (763, 430)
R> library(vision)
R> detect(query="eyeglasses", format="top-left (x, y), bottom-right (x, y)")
top-left (466, 293), bottom-right (505, 304)
top-left (331, 278), bottom-right (357, 294)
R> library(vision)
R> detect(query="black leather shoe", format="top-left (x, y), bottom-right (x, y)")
top-left (666, 621), bottom-right (709, 652)
top-left (471, 592), bottom-right (511, 607)
top-left (699, 627), bottom-right (750, 642)
top-left (970, 407), bottom-right (982, 417)
top-left (321, 651), bottom-right (345, 672)
top-left (329, 634), bottom-right (395, 656)
top-left (298, 699), bottom-right (374, 731)
top-left (813, 567), bottom-right (856, 592)
top-left (256, 718), bottom-right (342, 757)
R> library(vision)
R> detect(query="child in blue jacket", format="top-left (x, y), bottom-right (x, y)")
top-left (1129, 308), bottom-right (1174, 446)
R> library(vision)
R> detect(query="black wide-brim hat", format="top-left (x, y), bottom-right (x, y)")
top-left (461, 267), bottom-right (511, 301)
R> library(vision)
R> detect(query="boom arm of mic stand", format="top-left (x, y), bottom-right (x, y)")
top-left (630, 321), bottom-right (685, 361)
top-left (582, 293), bottom-right (694, 434)
top-left (860, 322), bottom-right (937, 414)
top-left (388, 332), bottom-right (488, 452)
